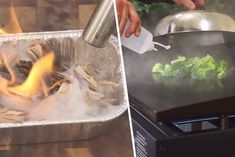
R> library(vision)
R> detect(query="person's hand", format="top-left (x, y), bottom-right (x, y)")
top-left (116, 0), bottom-right (141, 37)
top-left (173, 0), bottom-right (205, 10)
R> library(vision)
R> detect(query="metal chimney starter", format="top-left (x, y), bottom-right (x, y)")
top-left (82, 0), bottom-right (116, 48)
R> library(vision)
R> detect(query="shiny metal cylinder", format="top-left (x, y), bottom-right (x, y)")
top-left (82, 0), bottom-right (116, 48)
top-left (154, 11), bottom-right (235, 36)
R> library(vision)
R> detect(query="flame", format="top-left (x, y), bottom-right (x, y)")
top-left (0, 6), bottom-right (55, 99)
top-left (8, 52), bottom-right (55, 98)
top-left (0, 29), bottom-right (6, 34)
top-left (0, 6), bottom-right (22, 34)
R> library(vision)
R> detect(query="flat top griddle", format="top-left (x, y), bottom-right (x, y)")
top-left (123, 32), bottom-right (235, 122)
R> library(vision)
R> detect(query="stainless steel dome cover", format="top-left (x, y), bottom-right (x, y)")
top-left (154, 10), bottom-right (235, 36)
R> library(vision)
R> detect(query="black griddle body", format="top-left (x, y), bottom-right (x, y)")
top-left (124, 31), bottom-right (235, 157)
top-left (123, 31), bottom-right (235, 122)
top-left (131, 105), bottom-right (235, 157)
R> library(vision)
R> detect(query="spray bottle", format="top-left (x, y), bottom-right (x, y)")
top-left (121, 24), bottom-right (171, 54)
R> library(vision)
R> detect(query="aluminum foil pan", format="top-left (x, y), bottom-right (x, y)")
top-left (0, 30), bottom-right (128, 145)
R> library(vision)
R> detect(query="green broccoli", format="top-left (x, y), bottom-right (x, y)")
top-left (217, 60), bottom-right (228, 79)
top-left (152, 55), bottom-right (229, 80)
top-left (191, 55), bottom-right (217, 80)
top-left (152, 63), bottom-right (163, 73)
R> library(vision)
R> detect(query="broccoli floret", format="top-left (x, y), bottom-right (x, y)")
top-left (191, 55), bottom-right (217, 80)
top-left (217, 60), bottom-right (228, 79)
top-left (162, 64), bottom-right (173, 77)
top-left (152, 55), bottom-right (229, 80)
top-left (171, 56), bottom-right (187, 65)
top-left (152, 63), bottom-right (163, 73)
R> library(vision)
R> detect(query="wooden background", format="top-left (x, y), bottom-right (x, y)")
top-left (0, 0), bottom-right (99, 32)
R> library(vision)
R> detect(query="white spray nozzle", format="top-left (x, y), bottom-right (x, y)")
top-left (154, 42), bottom-right (171, 50)
top-left (153, 48), bottom-right (158, 52)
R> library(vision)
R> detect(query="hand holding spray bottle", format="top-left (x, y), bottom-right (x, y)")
top-left (121, 22), bottom-right (171, 54)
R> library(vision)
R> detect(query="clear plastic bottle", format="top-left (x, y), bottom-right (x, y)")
top-left (121, 26), bottom-right (155, 54)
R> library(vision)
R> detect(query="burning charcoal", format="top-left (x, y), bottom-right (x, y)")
top-left (57, 82), bottom-right (70, 94)
top-left (13, 60), bottom-right (33, 84)
top-left (87, 90), bottom-right (105, 101)
top-left (84, 63), bottom-right (98, 78)
top-left (51, 73), bottom-right (66, 83)
top-left (0, 105), bottom-right (25, 123)
top-left (98, 81), bottom-right (119, 88)
top-left (16, 60), bottom-right (33, 76)
top-left (60, 37), bottom-right (76, 64)
top-left (0, 51), bottom-right (19, 85)
top-left (75, 65), bottom-right (98, 89)
top-left (41, 39), bottom-right (60, 55)
top-left (27, 45), bottom-right (44, 63)
top-left (8, 52), bottom-right (55, 98)
top-left (29, 39), bottom-right (61, 71)
top-left (48, 78), bottom-right (67, 94)
top-left (83, 43), bottom-right (119, 80)
top-left (54, 63), bottom-right (70, 74)
top-left (17, 61), bottom-right (32, 69)
top-left (40, 38), bottom-right (77, 72)
top-left (98, 80), bottom-right (119, 92)
top-left (75, 64), bottom-right (119, 106)
top-left (48, 71), bottom-right (69, 93)
top-left (0, 66), bottom-right (11, 80)
top-left (83, 89), bottom-right (105, 105)
top-left (45, 37), bottom-right (78, 73)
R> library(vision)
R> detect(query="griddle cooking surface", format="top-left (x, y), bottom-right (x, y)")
top-left (123, 32), bottom-right (235, 122)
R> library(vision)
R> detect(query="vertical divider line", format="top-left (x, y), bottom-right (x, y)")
top-left (112, 1), bottom-right (137, 157)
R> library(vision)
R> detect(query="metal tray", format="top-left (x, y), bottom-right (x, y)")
top-left (0, 30), bottom-right (128, 145)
